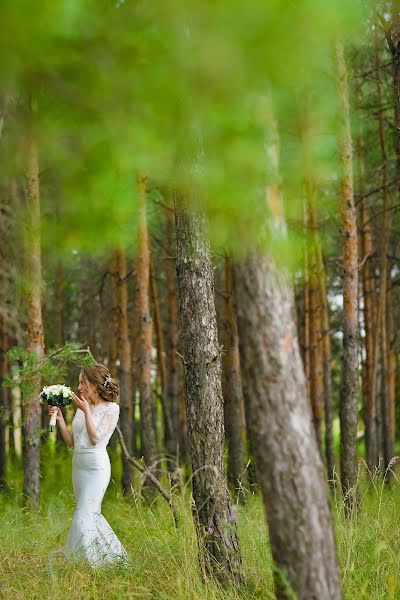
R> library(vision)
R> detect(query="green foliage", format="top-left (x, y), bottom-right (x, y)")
top-left (0, 0), bottom-right (373, 263)
top-left (3, 342), bottom-right (94, 399)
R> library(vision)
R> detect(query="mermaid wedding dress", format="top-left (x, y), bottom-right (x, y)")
top-left (62, 401), bottom-right (130, 568)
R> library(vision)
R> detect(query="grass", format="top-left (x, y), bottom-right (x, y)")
top-left (1, 444), bottom-right (400, 599)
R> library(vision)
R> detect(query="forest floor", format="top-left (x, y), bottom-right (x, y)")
top-left (1, 444), bottom-right (400, 600)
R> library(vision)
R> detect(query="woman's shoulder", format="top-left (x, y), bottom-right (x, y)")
top-left (102, 401), bottom-right (119, 415)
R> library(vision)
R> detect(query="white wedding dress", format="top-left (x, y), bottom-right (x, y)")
top-left (62, 401), bottom-right (130, 568)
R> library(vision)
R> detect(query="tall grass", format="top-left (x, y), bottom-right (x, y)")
top-left (1, 444), bottom-right (400, 599)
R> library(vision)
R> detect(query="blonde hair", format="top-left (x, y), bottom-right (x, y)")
top-left (81, 363), bottom-right (119, 402)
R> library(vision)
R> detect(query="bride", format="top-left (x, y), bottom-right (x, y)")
top-left (49, 363), bottom-right (130, 568)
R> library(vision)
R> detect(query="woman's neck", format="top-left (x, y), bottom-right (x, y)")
top-left (90, 395), bottom-right (106, 407)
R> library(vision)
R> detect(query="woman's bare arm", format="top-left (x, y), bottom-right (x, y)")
top-left (48, 407), bottom-right (74, 448)
top-left (58, 420), bottom-right (74, 448)
top-left (71, 393), bottom-right (98, 445)
top-left (83, 409), bottom-right (98, 445)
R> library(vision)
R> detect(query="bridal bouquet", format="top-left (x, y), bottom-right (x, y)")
top-left (40, 385), bottom-right (73, 431)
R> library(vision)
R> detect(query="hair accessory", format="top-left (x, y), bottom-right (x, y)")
top-left (103, 373), bottom-right (112, 388)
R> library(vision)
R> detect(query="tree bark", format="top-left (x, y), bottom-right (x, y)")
top-left (375, 30), bottom-right (393, 476)
top-left (356, 68), bottom-right (378, 471)
top-left (115, 248), bottom-right (134, 495)
top-left (12, 375), bottom-right (22, 458)
top-left (108, 254), bottom-right (118, 380)
top-left (235, 255), bottom-right (342, 600)
top-left (136, 174), bottom-right (158, 494)
top-left (235, 273), bottom-right (258, 487)
top-left (388, 5), bottom-right (400, 465)
top-left (107, 252), bottom-right (118, 450)
top-left (390, 3), bottom-right (400, 149)
top-left (302, 259), bottom-right (311, 393)
top-left (310, 201), bottom-right (334, 483)
top-left (175, 201), bottom-right (242, 584)
top-left (150, 254), bottom-right (178, 483)
top-left (0, 190), bottom-right (11, 489)
top-left (165, 206), bottom-right (186, 463)
top-left (233, 90), bottom-right (342, 599)
top-left (0, 313), bottom-right (9, 489)
top-left (386, 277), bottom-right (396, 459)
top-left (336, 40), bottom-right (359, 508)
top-left (23, 126), bottom-right (44, 509)
top-left (222, 256), bottom-right (246, 495)
top-left (308, 197), bottom-right (324, 453)
top-left (55, 263), bottom-right (64, 347)
top-left (55, 262), bottom-right (66, 443)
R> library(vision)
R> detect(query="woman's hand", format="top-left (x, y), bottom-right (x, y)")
top-left (48, 406), bottom-right (65, 424)
top-left (71, 392), bottom-right (90, 413)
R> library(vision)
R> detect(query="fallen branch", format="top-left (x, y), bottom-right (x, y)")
top-left (115, 425), bottom-right (179, 526)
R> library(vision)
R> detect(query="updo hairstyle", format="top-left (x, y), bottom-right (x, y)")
top-left (80, 363), bottom-right (120, 402)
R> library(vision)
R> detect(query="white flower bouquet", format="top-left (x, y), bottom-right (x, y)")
top-left (40, 385), bottom-right (73, 431)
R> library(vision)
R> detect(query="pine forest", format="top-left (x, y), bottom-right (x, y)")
top-left (1, 2), bottom-right (400, 599)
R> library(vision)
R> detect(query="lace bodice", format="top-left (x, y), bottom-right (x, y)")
top-left (72, 401), bottom-right (120, 450)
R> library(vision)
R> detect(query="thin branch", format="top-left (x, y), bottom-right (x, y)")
top-left (357, 60), bottom-right (395, 79)
top-left (98, 270), bottom-right (115, 301)
top-left (152, 198), bottom-right (174, 213)
top-left (175, 351), bottom-right (186, 364)
top-left (121, 267), bottom-right (135, 283)
top-left (376, 10), bottom-right (396, 56)
top-left (150, 232), bottom-right (168, 253)
top-left (361, 203), bottom-right (400, 230)
top-left (358, 252), bottom-right (375, 271)
top-left (115, 425), bottom-right (179, 526)
top-left (355, 177), bottom-right (400, 205)
top-left (99, 267), bottom-right (136, 302)
top-left (215, 288), bottom-right (229, 301)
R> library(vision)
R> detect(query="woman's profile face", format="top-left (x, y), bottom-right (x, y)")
top-left (78, 372), bottom-right (94, 400)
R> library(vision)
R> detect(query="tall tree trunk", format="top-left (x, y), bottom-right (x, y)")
top-left (55, 263), bottom-right (64, 347)
top-left (12, 373), bottom-right (22, 458)
top-left (136, 174), bottom-right (158, 493)
top-left (130, 301), bottom-right (139, 458)
top-left (175, 201), bottom-right (242, 584)
top-left (107, 253), bottom-right (118, 450)
top-left (306, 194), bottom-right (334, 479)
top-left (55, 262), bottom-right (66, 443)
top-left (319, 257), bottom-right (334, 484)
top-left (299, 203), bottom-right (311, 399)
top-left (386, 277), bottom-right (396, 456)
top-left (235, 254), bottom-right (342, 600)
top-left (108, 255), bottom-right (118, 379)
top-left (390, 3), bottom-right (400, 148)
top-left (165, 206), bottom-right (185, 463)
top-left (0, 313), bottom-right (9, 489)
top-left (150, 255), bottom-right (178, 483)
top-left (296, 226), bottom-right (311, 399)
top-left (308, 196), bottom-right (324, 453)
top-left (0, 190), bottom-right (10, 489)
top-left (234, 91), bottom-right (341, 599)
top-left (222, 256), bottom-right (246, 495)
top-left (302, 260), bottom-right (311, 393)
top-left (23, 126), bottom-right (44, 509)
top-left (389, 4), bottom-right (400, 461)
top-left (356, 64), bottom-right (378, 471)
top-left (376, 30), bottom-right (393, 475)
top-left (115, 248), bottom-right (134, 495)
top-left (336, 41), bottom-right (359, 509)
top-left (235, 275), bottom-right (258, 487)
top-left (311, 205), bottom-right (334, 483)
